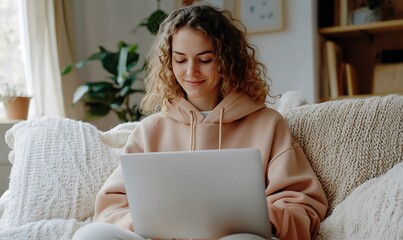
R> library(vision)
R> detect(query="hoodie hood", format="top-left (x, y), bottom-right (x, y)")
top-left (165, 92), bottom-right (267, 150)
top-left (165, 92), bottom-right (267, 124)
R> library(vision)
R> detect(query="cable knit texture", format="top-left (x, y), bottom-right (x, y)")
top-left (283, 95), bottom-right (402, 215)
top-left (282, 95), bottom-right (403, 239)
top-left (317, 161), bottom-right (403, 239)
top-left (0, 117), bottom-right (137, 240)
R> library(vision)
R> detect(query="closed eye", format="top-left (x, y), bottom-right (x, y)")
top-left (200, 59), bottom-right (212, 63)
top-left (174, 59), bottom-right (186, 64)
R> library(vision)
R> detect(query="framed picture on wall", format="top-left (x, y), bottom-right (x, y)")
top-left (234, 0), bottom-right (283, 34)
top-left (175, 0), bottom-right (232, 11)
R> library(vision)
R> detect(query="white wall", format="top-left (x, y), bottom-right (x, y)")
top-left (70, 0), bottom-right (318, 130)
top-left (71, 0), bottom-right (176, 130)
top-left (249, 0), bottom-right (318, 104)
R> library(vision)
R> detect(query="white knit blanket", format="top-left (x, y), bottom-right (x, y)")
top-left (0, 117), bottom-right (137, 240)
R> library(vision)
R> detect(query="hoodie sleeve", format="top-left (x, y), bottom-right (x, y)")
top-left (266, 119), bottom-right (328, 240)
top-left (94, 128), bottom-right (143, 231)
top-left (94, 163), bottom-right (133, 230)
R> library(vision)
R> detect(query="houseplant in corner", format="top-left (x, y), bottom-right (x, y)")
top-left (62, 1), bottom-right (168, 122)
top-left (0, 82), bottom-right (30, 120)
top-left (62, 41), bottom-right (144, 122)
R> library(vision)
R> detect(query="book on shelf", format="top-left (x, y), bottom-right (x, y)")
top-left (320, 41), bottom-right (330, 100)
top-left (333, 0), bottom-right (361, 26)
top-left (373, 62), bottom-right (403, 94)
top-left (324, 40), bottom-right (344, 98)
top-left (345, 63), bottom-right (358, 96)
top-left (334, 0), bottom-right (349, 26)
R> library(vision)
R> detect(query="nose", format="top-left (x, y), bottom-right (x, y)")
top-left (186, 60), bottom-right (199, 76)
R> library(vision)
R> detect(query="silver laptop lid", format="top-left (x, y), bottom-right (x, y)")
top-left (120, 148), bottom-right (271, 239)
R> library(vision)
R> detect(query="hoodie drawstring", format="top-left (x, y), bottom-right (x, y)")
top-left (189, 111), bottom-right (196, 151)
top-left (189, 108), bottom-right (224, 151)
top-left (218, 108), bottom-right (223, 150)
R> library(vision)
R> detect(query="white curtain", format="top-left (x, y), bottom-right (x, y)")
top-left (20, 0), bottom-right (66, 117)
top-left (54, 0), bottom-right (84, 120)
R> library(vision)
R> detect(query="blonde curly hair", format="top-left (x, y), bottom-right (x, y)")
top-left (140, 5), bottom-right (271, 115)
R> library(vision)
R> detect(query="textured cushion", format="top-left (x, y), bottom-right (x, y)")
top-left (0, 117), bottom-right (137, 240)
top-left (283, 95), bottom-right (403, 216)
top-left (318, 162), bottom-right (403, 239)
top-left (275, 91), bottom-right (308, 114)
top-left (0, 190), bottom-right (10, 218)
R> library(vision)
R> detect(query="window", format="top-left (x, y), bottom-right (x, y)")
top-left (0, 0), bottom-right (27, 117)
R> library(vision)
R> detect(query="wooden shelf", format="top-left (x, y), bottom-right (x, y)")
top-left (317, 0), bottom-right (403, 102)
top-left (320, 91), bottom-right (403, 102)
top-left (319, 19), bottom-right (403, 39)
top-left (0, 119), bottom-right (22, 124)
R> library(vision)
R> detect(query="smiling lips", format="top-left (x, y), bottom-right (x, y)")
top-left (185, 79), bottom-right (205, 87)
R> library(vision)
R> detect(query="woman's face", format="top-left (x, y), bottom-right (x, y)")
top-left (171, 26), bottom-right (221, 111)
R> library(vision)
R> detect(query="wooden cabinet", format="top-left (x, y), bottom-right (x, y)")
top-left (317, 1), bottom-right (403, 101)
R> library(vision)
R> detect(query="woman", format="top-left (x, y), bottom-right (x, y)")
top-left (73, 5), bottom-right (328, 240)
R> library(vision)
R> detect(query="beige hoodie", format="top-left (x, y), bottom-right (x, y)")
top-left (95, 92), bottom-right (328, 239)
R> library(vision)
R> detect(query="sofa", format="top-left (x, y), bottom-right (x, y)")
top-left (0, 93), bottom-right (402, 239)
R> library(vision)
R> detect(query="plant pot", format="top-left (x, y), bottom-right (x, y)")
top-left (352, 6), bottom-right (382, 25)
top-left (4, 96), bottom-right (31, 120)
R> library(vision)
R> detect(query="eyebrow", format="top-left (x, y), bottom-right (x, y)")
top-left (172, 50), bottom-right (214, 56)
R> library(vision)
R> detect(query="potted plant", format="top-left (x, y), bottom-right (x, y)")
top-left (62, 41), bottom-right (145, 122)
top-left (0, 82), bottom-right (30, 120)
top-left (62, 2), bottom-right (167, 122)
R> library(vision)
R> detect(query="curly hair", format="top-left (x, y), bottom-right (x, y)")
top-left (140, 5), bottom-right (271, 115)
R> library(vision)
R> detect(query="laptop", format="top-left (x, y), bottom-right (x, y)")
top-left (120, 148), bottom-right (271, 239)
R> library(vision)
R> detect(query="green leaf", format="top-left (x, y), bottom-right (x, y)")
top-left (88, 51), bottom-right (107, 61)
top-left (116, 110), bottom-right (129, 122)
top-left (73, 82), bottom-right (117, 105)
top-left (75, 51), bottom-right (106, 69)
top-left (139, 20), bottom-right (148, 27)
top-left (61, 65), bottom-right (73, 75)
top-left (119, 85), bottom-right (131, 97)
top-left (87, 87), bottom-right (118, 102)
top-left (85, 102), bottom-right (111, 116)
top-left (131, 89), bottom-right (144, 94)
top-left (126, 52), bottom-right (140, 72)
top-left (101, 52), bottom-right (120, 76)
top-left (117, 41), bottom-right (128, 49)
top-left (117, 47), bottom-right (128, 86)
top-left (72, 85), bottom-right (90, 104)
top-left (127, 44), bottom-right (138, 53)
top-left (145, 10), bottom-right (168, 35)
top-left (111, 96), bottom-right (125, 108)
top-left (75, 60), bottom-right (89, 69)
top-left (129, 105), bottom-right (142, 122)
top-left (89, 82), bottom-right (115, 92)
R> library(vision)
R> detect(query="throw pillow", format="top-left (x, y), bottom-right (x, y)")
top-left (317, 162), bottom-right (403, 239)
top-left (283, 95), bottom-right (403, 216)
top-left (0, 117), bottom-right (136, 239)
